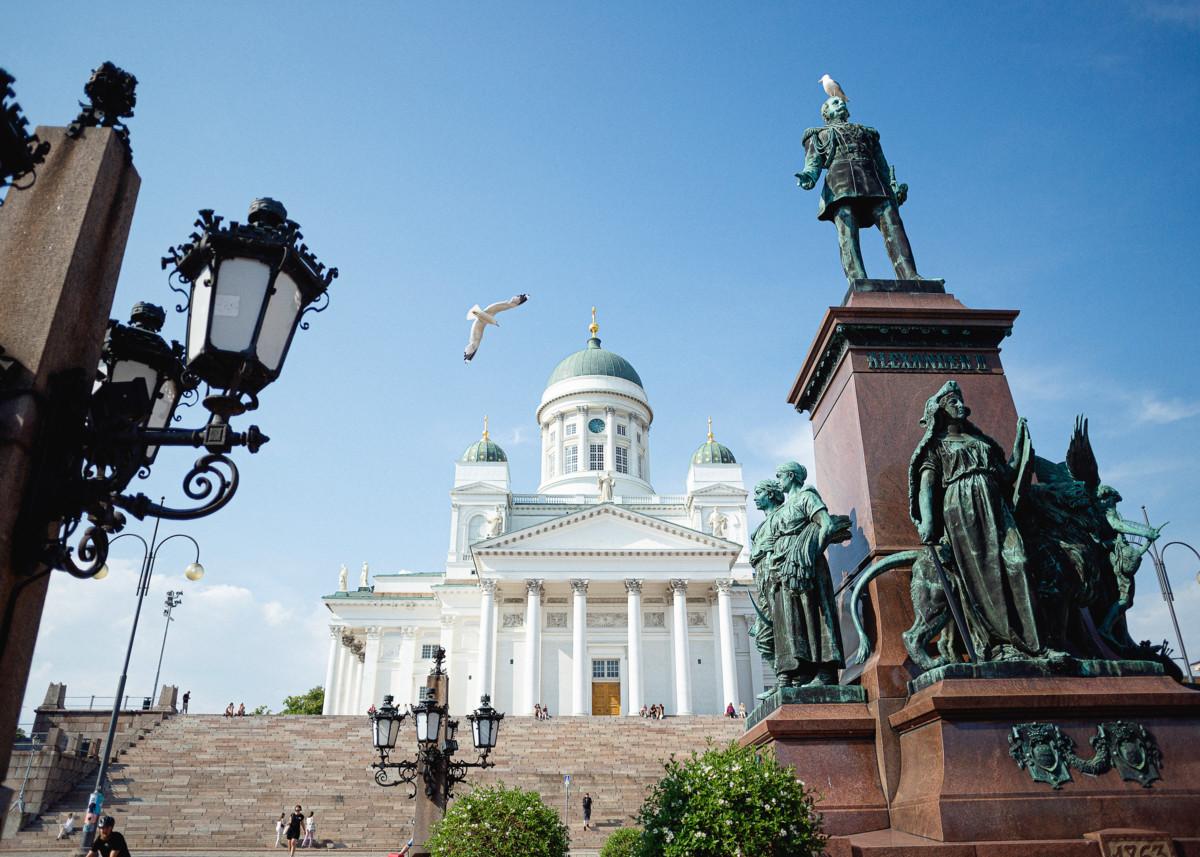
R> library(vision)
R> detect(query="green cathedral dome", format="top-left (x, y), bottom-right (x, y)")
top-left (461, 418), bottom-right (507, 462)
top-left (546, 311), bottom-right (644, 389)
top-left (691, 419), bottom-right (736, 464)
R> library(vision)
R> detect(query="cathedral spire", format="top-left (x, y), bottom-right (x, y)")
top-left (589, 306), bottom-right (599, 337)
top-left (482, 414), bottom-right (489, 441)
top-left (707, 416), bottom-right (714, 443)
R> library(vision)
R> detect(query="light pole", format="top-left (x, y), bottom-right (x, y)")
top-left (150, 590), bottom-right (183, 706)
top-left (1142, 507), bottom-right (1197, 682)
top-left (369, 648), bottom-right (505, 857)
top-left (77, 519), bottom-right (204, 855)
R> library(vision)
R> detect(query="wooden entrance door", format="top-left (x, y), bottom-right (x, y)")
top-left (591, 682), bottom-right (621, 715)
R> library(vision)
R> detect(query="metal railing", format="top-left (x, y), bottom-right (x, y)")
top-left (58, 694), bottom-right (155, 710)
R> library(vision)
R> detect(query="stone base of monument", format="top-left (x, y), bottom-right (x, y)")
top-left (742, 699), bottom-right (889, 836)
top-left (880, 674), bottom-right (1200, 848)
top-left (746, 683), bottom-right (867, 729)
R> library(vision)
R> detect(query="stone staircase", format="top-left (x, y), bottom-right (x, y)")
top-left (2, 714), bottom-right (744, 852)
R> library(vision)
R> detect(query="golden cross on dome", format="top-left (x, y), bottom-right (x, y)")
top-left (589, 306), bottom-right (599, 337)
top-left (707, 416), bottom-right (714, 443)
top-left (482, 415), bottom-right (489, 441)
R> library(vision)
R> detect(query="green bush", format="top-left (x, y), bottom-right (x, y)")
top-left (427, 783), bottom-right (569, 857)
top-left (600, 827), bottom-right (642, 857)
top-left (635, 741), bottom-right (825, 857)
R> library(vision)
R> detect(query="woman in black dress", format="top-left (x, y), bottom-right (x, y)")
top-left (286, 805), bottom-right (304, 856)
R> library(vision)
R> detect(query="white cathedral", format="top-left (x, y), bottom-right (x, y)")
top-left (320, 315), bottom-right (766, 717)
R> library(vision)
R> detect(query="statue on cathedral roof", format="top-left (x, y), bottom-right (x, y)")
top-left (338, 564), bottom-right (348, 592)
top-left (359, 561), bottom-right (369, 589)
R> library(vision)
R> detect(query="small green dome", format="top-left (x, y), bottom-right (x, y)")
top-left (692, 418), bottom-right (735, 464)
top-left (546, 336), bottom-right (644, 389)
top-left (461, 418), bottom-right (507, 462)
top-left (462, 438), bottom-right (507, 462)
top-left (693, 440), bottom-right (736, 465)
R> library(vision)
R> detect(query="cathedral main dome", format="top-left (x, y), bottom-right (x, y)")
top-left (545, 334), bottom-right (644, 389)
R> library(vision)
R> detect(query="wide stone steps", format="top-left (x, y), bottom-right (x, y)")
top-left (2, 714), bottom-right (744, 851)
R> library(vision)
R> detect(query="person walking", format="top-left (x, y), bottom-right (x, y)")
top-left (286, 805), bottom-right (305, 856)
top-left (301, 811), bottom-right (315, 848)
top-left (180, 691), bottom-right (189, 714)
top-left (581, 792), bottom-right (593, 832)
top-left (274, 813), bottom-right (285, 848)
top-left (85, 815), bottom-right (130, 857)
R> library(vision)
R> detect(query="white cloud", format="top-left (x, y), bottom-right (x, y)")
top-left (1133, 394), bottom-right (1200, 426)
top-left (18, 567), bottom-right (330, 727)
top-left (506, 425), bottom-right (529, 445)
top-left (743, 422), bottom-right (818, 483)
top-left (1139, 0), bottom-right (1200, 30)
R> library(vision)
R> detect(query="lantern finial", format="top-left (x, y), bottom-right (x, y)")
top-left (589, 306), bottom-right (599, 337)
top-left (482, 415), bottom-right (489, 441)
top-left (707, 416), bottom-right (714, 444)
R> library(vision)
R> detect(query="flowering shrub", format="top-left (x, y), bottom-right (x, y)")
top-left (635, 742), bottom-right (825, 857)
top-left (600, 826), bottom-right (642, 857)
top-left (426, 783), bottom-right (569, 857)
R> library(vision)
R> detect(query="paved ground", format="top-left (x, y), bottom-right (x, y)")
top-left (0, 852), bottom-right (600, 857)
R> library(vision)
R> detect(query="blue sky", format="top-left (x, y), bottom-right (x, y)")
top-left (8, 1), bottom-right (1200, 719)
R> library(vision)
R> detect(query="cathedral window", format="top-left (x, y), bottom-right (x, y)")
top-left (564, 445), bottom-right (578, 472)
top-left (616, 423), bottom-right (627, 436)
top-left (589, 444), bottom-right (604, 471)
top-left (565, 423), bottom-right (577, 436)
top-left (420, 644), bottom-right (438, 659)
top-left (615, 445), bottom-right (629, 474)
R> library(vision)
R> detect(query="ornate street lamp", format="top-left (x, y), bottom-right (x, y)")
top-left (369, 647), bottom-right (504, 854)
top-left (21, 190), bottom-right (337, 578)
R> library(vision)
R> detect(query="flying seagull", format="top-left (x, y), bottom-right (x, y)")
top-left (819, 74), bottom-right (848, 102)
top-left (463, 293), bottom-right (529, 362)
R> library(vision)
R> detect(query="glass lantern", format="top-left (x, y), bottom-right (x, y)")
top-left (165, 198), bottom-right (338, 400)
top-left (468, 694), bottom-right (504, 751)
top-left (372, 695), bottom-right (404, 751)
top-left (412, 697), bottom-right (442, 746)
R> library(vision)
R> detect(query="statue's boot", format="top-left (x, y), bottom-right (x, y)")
top-left (802, 666), bottom-right (838, 687)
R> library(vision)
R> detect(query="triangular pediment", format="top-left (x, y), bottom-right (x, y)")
top-left (472, 503), bottom-right (741, 555)
top-left (451, 482), bottom-right (511, 496)
top-left (688, 483), bottom-right (748, 498)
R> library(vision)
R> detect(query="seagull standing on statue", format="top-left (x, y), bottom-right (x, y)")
top-left (463, 294), bottom-right (530, 361)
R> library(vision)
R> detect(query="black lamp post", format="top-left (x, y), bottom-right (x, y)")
top-left (78, 518), bottom-right (203, 856)
top-left (25, 196), bottom-right (337, 579)
top-left (150, 589), bottom-right (184, 707)
top-left (369, 648), bottom-right (504, 855)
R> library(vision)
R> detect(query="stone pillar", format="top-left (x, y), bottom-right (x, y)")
top-left (747, 614), bottom-right (766, 698)
top-left (570, 579), bottom-right (589, 715)
top-left (476, 580), bottom-right (497, 701)
top-left (604, 406), bottom-right (616, 479)
top-left (0, 127), bottom-right (141, 821)
top-left (322, 626), bottom-right (341, 715)
top-left (715, 580), bottom-right (739, 710)
top-left (360, 627), bottom-right (382, 711)
top-left (523, 579), bottom-right (543, 715)
top-left (440, 615), bottom-right (456, 666)
top-left (670, 579), bottom-right (693, 715)
top-left (349, 640), bottom-right (364, 715)
top-left (336, 634), bottom-right (355, 714)
top-left (555, 413), bottom-right (565, 479)
top-left (396, 627), bottom-right (419, 707)
top-left (625, 579), bottom-right (644, 716)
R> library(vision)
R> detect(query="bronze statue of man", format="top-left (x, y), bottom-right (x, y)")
top-left (795, 96), bottom-right (920, 283)
top-left (767, 461), bottom-right (847, 686)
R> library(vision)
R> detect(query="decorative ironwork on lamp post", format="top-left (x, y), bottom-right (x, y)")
top-left (1142, 506), bottom-right (1197, 682)
top-left (0, 67), bottom-right (50, 198)
top-left (369, 648), bottom-right (504, 851)
top-left (12, 193), bottom-right (338, 580)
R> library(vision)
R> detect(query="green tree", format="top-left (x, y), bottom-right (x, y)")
top-left (426, 784), bottom-right (569, 857)
top-left (280, 687), bottom-right (324, 715)
top-left (250, 704), bottom-right (272, 716)
top-left (600, 827), bottom-right (642, 857)
top-left (635, 742), bottom-right (825, 857)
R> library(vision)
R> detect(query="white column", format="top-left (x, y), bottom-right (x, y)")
top-left (395, 627), bottom-right (418, 707)
top-left (604, 406), bottom-right (616, 480)
top-left (359, 627), bottom-right (382, 711)
top-left (625, 579), bottom-right (644, 716)
top-left (670, 579), bottom-right (693, 715)
top-left (322, 626), bottom-right (341, 715)
top-left (476, 580), bottom-right (497, 702)
top-left (715, 580), bottom-right (739, 710)
top-left (555, 413), bottom-right (565, 479)
top-left (523, 579), bottom-right (543, 715)
top-left (351, 644), bottom-right (364, 714)
top-left (336, 633), bottom-right (354, 714)
top-left (571, 579), bottom-right (589, 715)
top-left (747, 612), bottom-right (766, 699)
